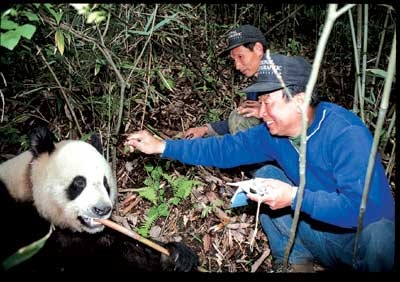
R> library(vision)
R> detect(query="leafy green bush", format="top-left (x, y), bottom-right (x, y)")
top-left (136, 164), bottom-right (203, 237)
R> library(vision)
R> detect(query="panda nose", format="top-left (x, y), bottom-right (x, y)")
top-left (93, 205), bottom-right (112, 217)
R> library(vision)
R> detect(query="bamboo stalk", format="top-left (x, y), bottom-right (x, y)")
top-left (283, 3), bottom-right (338, 270)
top-left (95, 218), bottom-right (170, 256)
top-left (386, 141), bottom-right (396, 178)
top-left (348, 8), bottom-right (364, 121)
top-left (353, 31), bottom-right (396, 264)
top-left (371, 7), bottom-right (390, 89)
top-left (380, 109), bottom-right (395, 152)
top-left (282, 3), bottom-right (356, 271)
top-left (0, 72), bottom-right (6, 123)
top-left (360, 4), bottom-right (368, 122)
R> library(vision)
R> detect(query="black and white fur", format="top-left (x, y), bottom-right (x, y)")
top-left (0, 127), bottom-right (198, 272)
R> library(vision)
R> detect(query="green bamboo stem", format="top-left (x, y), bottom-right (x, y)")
top-left (386, 141), bottom-right (396, 178)
top-left (348, 8), bottom-right (364, 122)
top-left (353, 32), bottom-right (396, 266)
top-left (380, 110), bottom-right (396, 153)
top-left (282, 3), bottom-right (356, 271)
top-left (0, 73), bottom-right (6, 123)
top-left (371, 7), bottom-right (390, 89)
top-left (360, 4), bottom-right (368, 122)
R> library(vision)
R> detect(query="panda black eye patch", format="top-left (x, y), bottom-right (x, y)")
top-left (103, 176), bottom-right (110, 195)
top-left (67, 175), bottom-right (87, 200)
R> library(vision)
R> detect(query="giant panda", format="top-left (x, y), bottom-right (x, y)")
top-left (0, 127), bottom-right (198, 272)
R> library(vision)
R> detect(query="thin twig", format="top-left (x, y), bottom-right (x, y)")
top-left (266, 5), bottom-right (304, 34)
top-left (249, 199), bottom-right (262, 253)
top-left (95, 218), bottom-right (170, 256)
top-left (35, 45), bottom-right (83, 137)
top-left (0, 72), bottom-right (6, 123)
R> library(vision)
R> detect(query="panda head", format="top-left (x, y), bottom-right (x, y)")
top-left (29, 127), bottom-right (117, 234)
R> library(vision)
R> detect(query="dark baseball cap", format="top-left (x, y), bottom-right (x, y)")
top-left (219, 24), bottom-right (267, 56)
top-left (243, 53), bottom-right (311, 93)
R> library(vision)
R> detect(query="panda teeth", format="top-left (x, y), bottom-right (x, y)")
top-left (88, 217), bottom-right (101, 227)
top-left (80, 216), bottom-right (102, 228)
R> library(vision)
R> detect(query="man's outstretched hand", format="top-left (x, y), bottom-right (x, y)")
top-left (125, 130), bottom-right (166, 154)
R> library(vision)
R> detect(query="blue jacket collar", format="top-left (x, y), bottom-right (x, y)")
top-left (306, 103), bottom-right (327, 140)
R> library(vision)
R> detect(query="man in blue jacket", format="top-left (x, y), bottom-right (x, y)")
top-left (183, 24), bottom-right (266, 138)
top-left (125, 54), bottom-right (395, 272)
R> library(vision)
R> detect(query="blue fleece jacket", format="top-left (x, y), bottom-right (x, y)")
top-left (163, 102), bottom-right (394, 229)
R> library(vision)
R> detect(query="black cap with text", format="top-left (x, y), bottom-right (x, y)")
top-left (219, 24), bottom-right (267, 56)
top-left (243, 53), bottom-right (311, 93)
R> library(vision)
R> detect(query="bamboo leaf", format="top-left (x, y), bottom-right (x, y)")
top-left (2, 225), bottom-right (53, 270)
top-left (44, 4), bottom-right (63, 25)
top-left (55, 29), bottom-right (65, 55)
top-left (1, 7), bottom-right (17, 18)
top-left (157, 70), bottom-right (175, 92)
top-left (22, 11), bottom-right (40, 22)
top-left (127, 30), bottom-right (149, 36)
top-left (94, 63), bottom-right (101, 76)
top-left (64, 32), bottom-right (71, 46)
top-left (365, 68), bottom-right (388, 79)
top-left (144, 10), bottom-right (156, 33)
top-left (153, 13), bottom-right (177, 32)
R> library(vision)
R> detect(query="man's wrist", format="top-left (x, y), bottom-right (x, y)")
top-left (291, 186), bottom-right (298, 206)
top-left (206, 124), bottom-right (217, 136)
top-left (158, 141), bottom-right (166, 154)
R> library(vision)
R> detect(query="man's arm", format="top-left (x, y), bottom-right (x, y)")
top-left (183, 120), bottom-right (229, 139)
top-left (126, 125), bottom-right (273, 169)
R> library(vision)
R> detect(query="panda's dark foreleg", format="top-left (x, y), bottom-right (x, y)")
top-left (41, 227), bottom-right (198, 272)
top-left (160, 242), bottom-right (199, 272)
top-left (96, 218), bottom-right (199, 271)
top-left (105, 229), bottom-right (199, 271)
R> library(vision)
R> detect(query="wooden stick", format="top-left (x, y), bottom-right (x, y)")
top-left (95, 218), bottom-right (170, 256)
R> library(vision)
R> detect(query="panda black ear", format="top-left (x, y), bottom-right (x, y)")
top-left (90, 133), bottom-right (103, 155)
top-left (30, 127), bottom-right (56, 158)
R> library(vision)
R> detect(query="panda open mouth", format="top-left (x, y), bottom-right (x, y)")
top-left (78, 216), bottom-right (103, 229)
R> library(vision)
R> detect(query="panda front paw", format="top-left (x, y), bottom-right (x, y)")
top-left (161, 242), bottom-right (198, 272)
